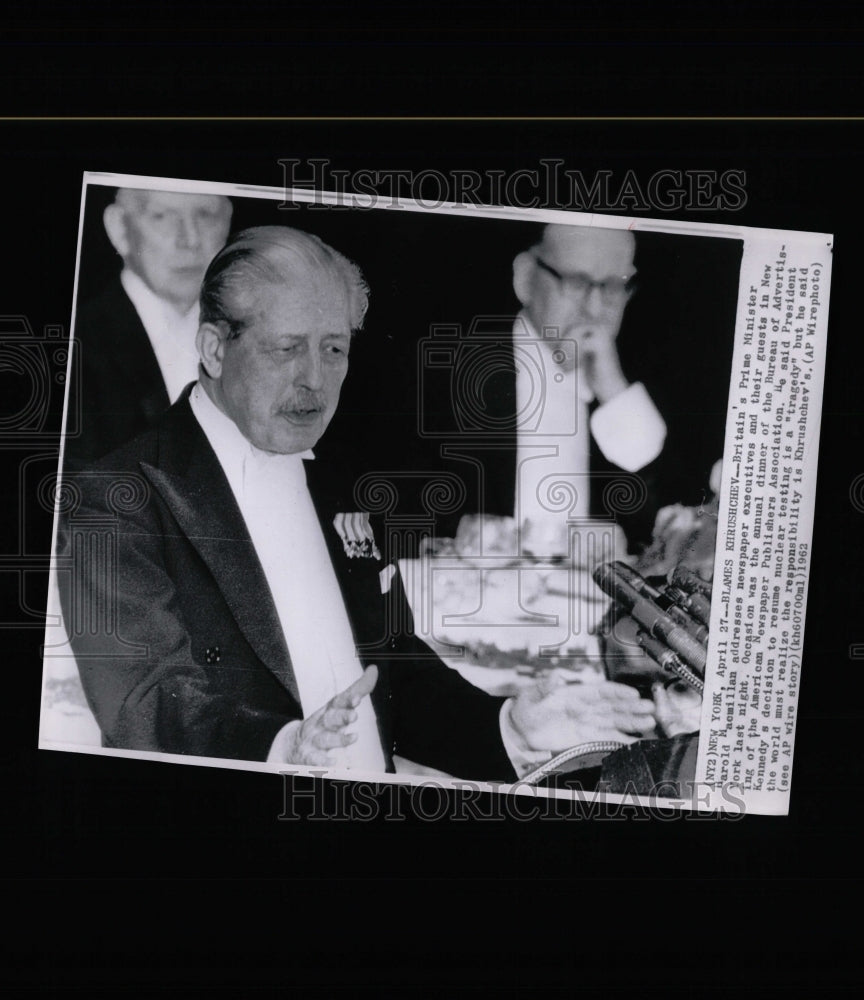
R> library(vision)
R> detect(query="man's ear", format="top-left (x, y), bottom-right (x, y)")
top-left (197, 323), bottom-right (226, 380)
top-left (512, 251), bottom-right (535, 307)
top-left (103, 204), bottom-right (130, 259)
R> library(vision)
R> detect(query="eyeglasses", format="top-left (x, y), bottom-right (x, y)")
top-left (533, 255), bottom-right (638, 304)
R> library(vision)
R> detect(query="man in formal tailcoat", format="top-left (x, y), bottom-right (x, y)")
top-left (59, 225), bottom-right (656, 777)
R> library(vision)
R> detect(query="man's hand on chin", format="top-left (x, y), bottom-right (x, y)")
top-left (508, 675), bottom-right (657, 753)
top-left (577, 325), bottom-right (629, 404)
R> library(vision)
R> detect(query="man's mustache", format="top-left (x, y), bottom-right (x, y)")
top-left (281, 392), bottom-right (326, 412)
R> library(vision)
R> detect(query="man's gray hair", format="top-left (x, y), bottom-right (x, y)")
top-left (200, 225), bottom-right (370, 337)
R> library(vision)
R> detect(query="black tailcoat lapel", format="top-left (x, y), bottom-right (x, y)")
top-left (139, 397), bottom-right (301, 705)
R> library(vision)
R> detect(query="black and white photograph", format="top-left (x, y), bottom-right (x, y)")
top-left (4, 13), bottom-right (864, 988)
top-left (38, 172), bottom-right (827, 818)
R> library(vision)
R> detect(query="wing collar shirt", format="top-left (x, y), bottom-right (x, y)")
top-left (189, 382), bottom-right (387, 773)
top-left (121, 268), bottom-right (203, 404)
top-left (513, 313), bottom-right (666, 528)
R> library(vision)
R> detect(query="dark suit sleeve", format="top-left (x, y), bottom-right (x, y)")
top-left (593, 449), bottom-right (665, 553)
top-left (59, 483), bottom-right (297, 762)
top-left (376, 573), bottom-right (519, 783)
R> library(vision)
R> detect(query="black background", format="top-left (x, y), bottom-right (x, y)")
top-left (3, 7), bottom-right (864, 994)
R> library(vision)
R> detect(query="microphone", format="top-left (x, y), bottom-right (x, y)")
top-left (593, 562), bottom-right (707, 676)
top-left (671, 564), bottom-right (713, 601)
top-left (607, 561), bottom-right (709, 644)
top-left (636, 630), bottom-right (705, 693)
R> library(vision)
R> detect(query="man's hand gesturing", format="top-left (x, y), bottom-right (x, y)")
top-left (281, 665), bottom-right (379, 766)
top-left (509, 675), bottom-right (656, 752)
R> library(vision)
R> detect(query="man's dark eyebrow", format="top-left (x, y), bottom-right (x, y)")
top-left (262, 331), bottom-right (351, 341)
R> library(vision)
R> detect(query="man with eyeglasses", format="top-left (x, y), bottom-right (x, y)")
top-left (506, 222), bottom-right (667, 551)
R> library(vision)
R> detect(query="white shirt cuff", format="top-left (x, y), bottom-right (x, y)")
top-left (499, 699), bottom-right (554, 779)
top-left (590, 381), bottom-right (667, 473)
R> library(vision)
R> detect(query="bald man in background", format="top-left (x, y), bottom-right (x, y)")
top-left (65, 188), bottom-right (233, 467)
top-left (457, 223), bottom-right (668, 553)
